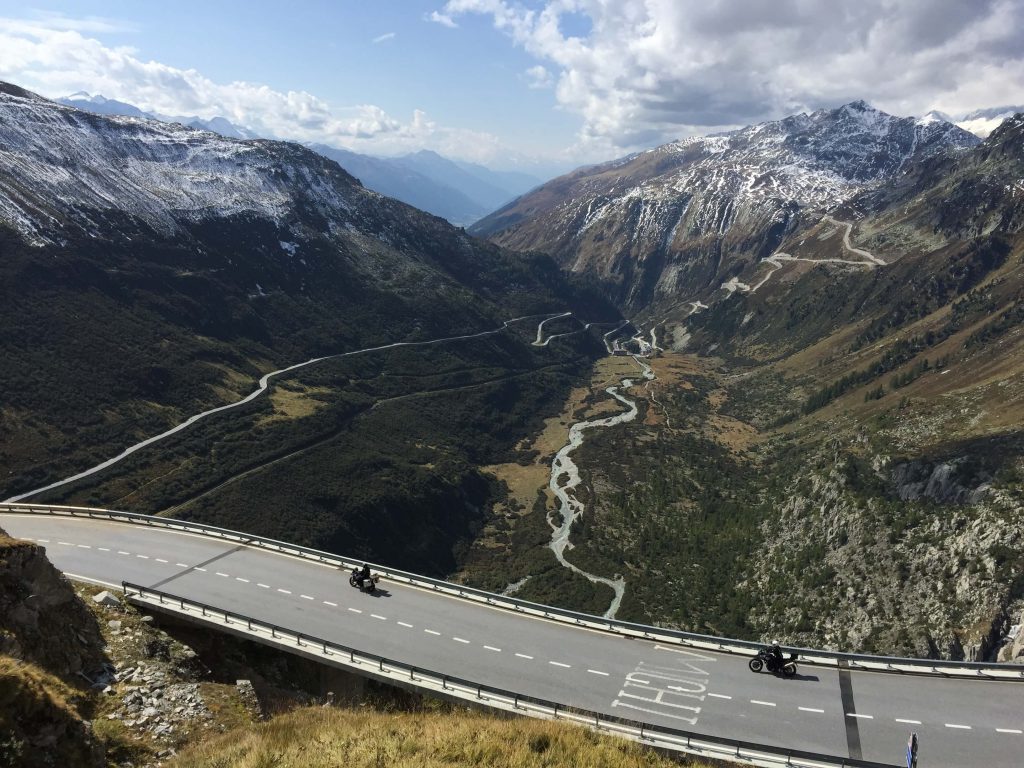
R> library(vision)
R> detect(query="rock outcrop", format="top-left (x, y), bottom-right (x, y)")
top-left (0, 526), bottom-right (107, 680)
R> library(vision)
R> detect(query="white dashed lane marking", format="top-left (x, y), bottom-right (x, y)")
top-left (945, 724), bottom-right (972, 730)
top-left (236, 577), bottom-right (249, 583)
top-left (484, 646), bottom-right (501, 652)
top-left (216, 571), bottom-right (229, 577)
top-left (751, 700), bottom-right (776, 707)
top-left (996, 728), bottom-right (1022, 734)
top-left (424, 629), bottom-right (441, 636)
top-left (587, 669), bottom-right (609, 676)
top-left (371, 614), bottom-right (387, 621)
top-left (896, 719), bottom-right (922, 725)
top-left (155, 558), bottom-right (168, 563)
top-left (453, 637), bottom-right (470, 644)
top-left (799, 707), bottom-right (825, 713)
top-left (549, 661), bottom-right (571, 668)
top-left (515, 653), bottom-right (533, 660)
top-left (847, 714), bottom-right (873, 720)
top-left (176, 563), bottom-right (189, 568)
top-left (398, 622), bottom-right (413, 628)
top-left (257, 583), bottom-right (270, 589)
top-left (277, 589), bottom-right (291, 594)
top-left (323, 601), bottom-right (338, 607)
top-left (137, 555), bottom-right (149, 559)
top-left (98, 547), bottom-right (109, 552)
top-left (194, 567), bottom-right (206, 572)
top-left (118, 551), bottom-right (130, 555)
top-left (707, 693), bottom-right (732, 700)
top-left (37, 539), bottom-right (49, 543)
top-left (301, 595), bottom-right (315, 601)
top-left (348, 608), bottom-right (362, 614)
top-left (77, 544), bottom-right (91, 549)
top-left (59, 541), bottom-right (72, 546)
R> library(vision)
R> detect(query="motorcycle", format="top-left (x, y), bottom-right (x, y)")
top-left (749, 648), bottom-right (798, 678)
top-left (349, 568), bottom-right (380, 593)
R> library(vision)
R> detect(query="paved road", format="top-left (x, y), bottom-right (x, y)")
top-left (3, 513), bottom-right (1022, 767)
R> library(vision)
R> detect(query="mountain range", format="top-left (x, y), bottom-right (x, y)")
top-left (58, 92), bottom-right (540, 226)
top-left (472, 101), bottom-right (981, 309)
top-left (0, 81), bottom-right (615, 573)
top-left (5, 77), bottom-right (1024, 658)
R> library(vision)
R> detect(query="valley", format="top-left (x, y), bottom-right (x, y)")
top-left (2, 83), bottom-right (1022, 666)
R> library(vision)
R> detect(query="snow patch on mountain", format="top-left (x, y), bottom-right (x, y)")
top-left (0, 88), bottom-right (356, 245)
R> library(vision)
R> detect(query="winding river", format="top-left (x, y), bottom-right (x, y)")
top-left (546, 352), bottom-right (654, 619)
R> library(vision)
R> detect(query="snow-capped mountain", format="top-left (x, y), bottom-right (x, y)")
top-left (472, 101), bottom-right (980, 309)
top-left (57, 92), bottom-right (260, 140)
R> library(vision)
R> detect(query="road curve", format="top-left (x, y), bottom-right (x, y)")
top-left (3, 312), bottom-right (566, 504)
top-left (2, 512), bottom-right (1022, 767)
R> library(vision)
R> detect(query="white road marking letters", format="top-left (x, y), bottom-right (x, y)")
top-left (613, 649), bottom-right (715, 726)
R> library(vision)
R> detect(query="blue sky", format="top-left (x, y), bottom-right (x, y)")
top-left (0, 1), bottom-right (1021, 174)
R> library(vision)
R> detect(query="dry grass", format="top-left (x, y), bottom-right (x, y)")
top-left (255, 382), bottom-right (332, 426)
top-left (168, 706), bottom-right (717, 768)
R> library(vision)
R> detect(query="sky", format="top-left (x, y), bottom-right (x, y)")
top-left (0, 1), bottom-right (1021, 174)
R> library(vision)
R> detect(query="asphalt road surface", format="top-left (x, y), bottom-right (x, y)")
top-left (3, 513), bottom-right (1021, 767)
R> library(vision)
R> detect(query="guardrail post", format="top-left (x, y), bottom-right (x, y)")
top-left (247, 619), bottom-right (252, 630)
top-left (271, 627), bottom-right (276, 638)
top-left (442, 676), bottom-right (447, 691)
top-left (297, 634), bottom-right (302, 647)
top-left (201, 606), bottom-right (206, 617)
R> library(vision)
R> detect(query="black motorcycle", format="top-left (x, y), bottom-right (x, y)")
top-left (349, 568), bottom-right (380, 593)
top-left (749, 648), bottom-right (798, 678)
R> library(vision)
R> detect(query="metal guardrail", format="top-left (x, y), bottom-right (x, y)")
top-left (4, 501), bottom-right (1023, 680)
top-left (122, 581), bottom-right (898, 768)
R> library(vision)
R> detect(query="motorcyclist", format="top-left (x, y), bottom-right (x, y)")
top-left (357, 563), bottom-right (371, 587)
top-left (768, 641), bottom-right (784, 669)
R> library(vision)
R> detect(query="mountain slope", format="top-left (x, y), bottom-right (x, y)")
top-left (472, 101), bottom-right (979, 310)
top-left (0, 82), bottom-right (618, 573)
top-left (310, 143), bottom-right (488, 225)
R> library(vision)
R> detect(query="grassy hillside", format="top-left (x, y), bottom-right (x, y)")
top-left (167, 705), bottom-right (718, 768)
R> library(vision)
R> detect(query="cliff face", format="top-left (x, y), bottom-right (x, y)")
top-left (0, 525), bottom-right (107, 766)
top-left (0, 526), bottom-right (106, 679)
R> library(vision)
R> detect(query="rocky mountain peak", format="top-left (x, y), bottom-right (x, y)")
top-left (472, 101), bottom-right (980, 309)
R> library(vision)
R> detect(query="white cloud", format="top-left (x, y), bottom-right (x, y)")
top-left (425, 11), bottom-right (458, 28)
top-left (372, 31), bottom-right (396, 44)
top-left (0, 15), bottom-right (512, 164)
top-left (524, 64), bottom-right (552, 89)
top-left (440, 0), bottom-right (1024, 152)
